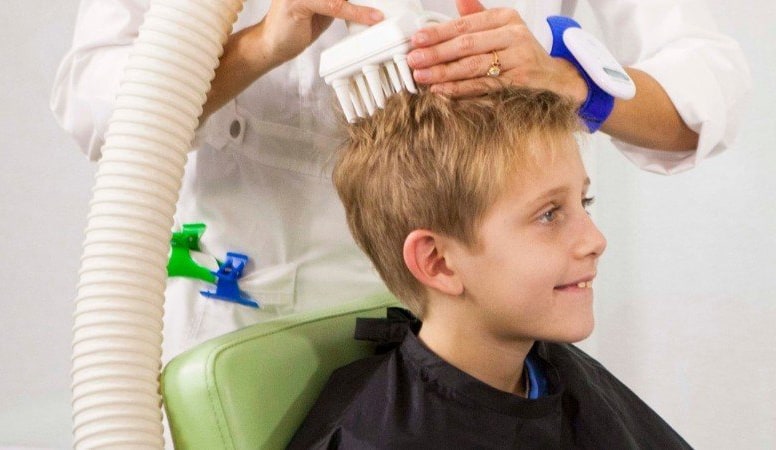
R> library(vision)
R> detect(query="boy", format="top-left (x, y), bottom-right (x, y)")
top-left (289, 88), bottom-right (691, 448)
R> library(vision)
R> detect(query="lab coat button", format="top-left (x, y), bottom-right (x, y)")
top-left (229, 120), bottom-right (242, 138)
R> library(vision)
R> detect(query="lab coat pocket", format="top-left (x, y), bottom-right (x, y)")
top-left (192, 262), bottom-right (299, 349)
top-left (237, 261), bottom-right (298, 310)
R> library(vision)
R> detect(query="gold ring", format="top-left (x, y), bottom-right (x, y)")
top-left (486, 51), bottom-right (501, 78)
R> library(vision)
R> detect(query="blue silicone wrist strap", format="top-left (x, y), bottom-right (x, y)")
top-left (547, 15), bottom-right (615, 133)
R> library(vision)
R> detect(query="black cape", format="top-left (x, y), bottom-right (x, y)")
top-left (288, 310), bottom-right (692, 449)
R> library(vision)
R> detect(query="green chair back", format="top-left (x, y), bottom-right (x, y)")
top-left (161, 293), bottom-right (398, 449)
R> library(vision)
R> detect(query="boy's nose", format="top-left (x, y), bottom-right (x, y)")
top-left (575, 213), bottom-right (607, 259)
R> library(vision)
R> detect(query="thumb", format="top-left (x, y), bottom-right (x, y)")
top-left (456, 0), bottom-right (486, 16)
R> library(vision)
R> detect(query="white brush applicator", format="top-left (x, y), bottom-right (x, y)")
top-left (319, 0), bottom-right (449, 122)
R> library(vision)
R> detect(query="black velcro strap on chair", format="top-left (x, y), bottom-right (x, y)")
top-left (354, 307), bottom-right (421, 353)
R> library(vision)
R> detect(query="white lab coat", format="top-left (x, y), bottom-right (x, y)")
top-left (51, 0), bottom-right (750, 362)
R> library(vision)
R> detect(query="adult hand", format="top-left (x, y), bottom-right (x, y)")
top-left (258, 0), bottom-right (384, 67)
top-left (407, 0), bottom-right (586, 104)
top-left (201, 0), bottom-right (383, 121)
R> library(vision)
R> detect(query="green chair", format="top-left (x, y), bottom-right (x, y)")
top-left (161, 293), bottom-right (399, 450)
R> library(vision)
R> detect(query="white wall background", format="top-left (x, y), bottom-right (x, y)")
top-left (1, 2), bottom-right (91, 448)
top-left (0, 0), bottom-right (773, 448)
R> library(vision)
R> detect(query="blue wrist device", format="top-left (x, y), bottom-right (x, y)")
top-left (546, 16), bottom-right (635, 133)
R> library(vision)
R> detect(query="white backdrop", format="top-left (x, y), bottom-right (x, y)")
top-left (1, 0), bottom-right (774, 448)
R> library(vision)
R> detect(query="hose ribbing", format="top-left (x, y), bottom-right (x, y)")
top-left (72, 0), bottom-right (243, 447)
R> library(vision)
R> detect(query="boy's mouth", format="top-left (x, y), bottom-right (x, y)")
top-left (554, 282), bottom-right (592, 290)
top-left (554, 276), bottom-right (595, 290)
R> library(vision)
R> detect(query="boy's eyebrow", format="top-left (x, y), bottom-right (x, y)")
top-left (525, 177), bottom-right (591, 210)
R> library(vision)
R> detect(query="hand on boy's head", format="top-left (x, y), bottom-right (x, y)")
top-left (407, 4), bottom-right (587, 102)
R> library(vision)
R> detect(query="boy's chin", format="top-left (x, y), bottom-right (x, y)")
top-left (566, 325), bottom-right (595, 343)
top-left (544, 319), bottom-right (595, 344)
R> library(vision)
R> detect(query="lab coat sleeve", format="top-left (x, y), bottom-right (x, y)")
top-left (50, 0), bottom-right (236, 161)
top-left (586, 0), bottom-right (751, 174)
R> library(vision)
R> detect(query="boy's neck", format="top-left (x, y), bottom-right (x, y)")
top-left (417, 303), bottom-right (535, 397)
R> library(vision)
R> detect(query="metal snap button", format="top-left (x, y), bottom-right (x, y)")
top-left (229, 119), bottom-right (242, 138)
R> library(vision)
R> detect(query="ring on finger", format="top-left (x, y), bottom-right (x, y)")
top-left (486, 51), bottom-right (502, 77)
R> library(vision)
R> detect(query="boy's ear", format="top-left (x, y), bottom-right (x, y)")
top-left (403, 230), bottom-right (464, 296)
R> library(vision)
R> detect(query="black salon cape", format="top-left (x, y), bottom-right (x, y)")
top-left (288, 316), bottom-right (691, 449)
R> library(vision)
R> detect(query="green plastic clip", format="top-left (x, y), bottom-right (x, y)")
top-left (167, 223), bottom-right (217, 284)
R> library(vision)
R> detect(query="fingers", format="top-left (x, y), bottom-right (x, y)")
top-left (408, 23), bottom-right (520, 70)
top-left (298, 0), bottom-right (383, 25)
top-left (411, 8), bottom-right (524, 50)
top-left (456, 0), bottom-right (486, 16)
top-left (413, 52), bottom-right (497, 84)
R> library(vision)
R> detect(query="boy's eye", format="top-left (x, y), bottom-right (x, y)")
top-left (538, 197), bottom-right (595, 224)
top-left (539, 205), bottom-right (561, 224)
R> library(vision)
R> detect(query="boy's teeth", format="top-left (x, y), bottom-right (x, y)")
top-left (576, 281), bottom-right (593, 288)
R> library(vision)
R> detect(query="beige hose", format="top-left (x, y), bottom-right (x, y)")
top-left (71, 0), bottom-right (243, 447)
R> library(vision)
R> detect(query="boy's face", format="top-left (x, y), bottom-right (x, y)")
top-left (448, 136), bottom-right (606, 344)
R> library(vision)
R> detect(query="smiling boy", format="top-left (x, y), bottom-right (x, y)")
top-left (289, 88), bottom-right (691, 449)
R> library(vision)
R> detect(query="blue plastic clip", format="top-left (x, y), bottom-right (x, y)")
top-left (200, 252), bottom-right (260, 308)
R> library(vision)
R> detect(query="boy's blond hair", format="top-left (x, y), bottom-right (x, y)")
top-left (334, 87), bottom-right (580, 317)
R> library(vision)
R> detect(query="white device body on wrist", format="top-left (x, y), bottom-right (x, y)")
top-left (535, 21), bottom-right (636, 100)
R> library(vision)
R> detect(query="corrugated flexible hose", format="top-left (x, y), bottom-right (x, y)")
top-left (71, 0), bottom-right (243, 447)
